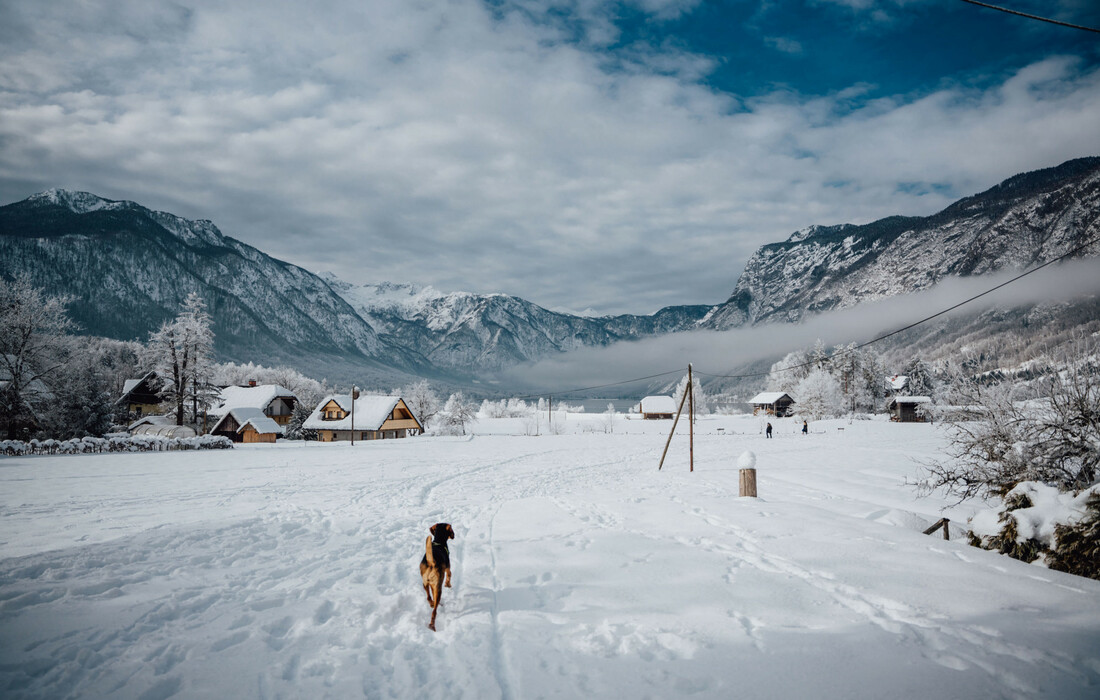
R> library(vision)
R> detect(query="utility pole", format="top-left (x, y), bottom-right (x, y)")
top-left (548, 395), bottom-right (552, 430)
top-left (688, 363), bottom-right (694, 473)
top-left (350, 386), bottom-right (359, 445)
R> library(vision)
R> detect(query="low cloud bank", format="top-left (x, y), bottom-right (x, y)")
top-left (502, 256), bottom-right (1100, 394)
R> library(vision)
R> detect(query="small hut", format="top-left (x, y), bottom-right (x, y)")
top-left (638, 396), bottom-right (676, 420)
top-left (888, 396), bottom-right (932, 423)
top-left (210, 407), bottom-right (284, 443)
top-left (749, 392), bottom-right (795, 417)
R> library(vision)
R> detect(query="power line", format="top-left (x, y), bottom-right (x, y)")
top-left (959, 0), bottom-right (1100, 34)
top-left (696, 234), bottom-right (1100, 380)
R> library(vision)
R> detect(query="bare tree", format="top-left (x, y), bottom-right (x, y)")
top-left (145, 292), bottom-right (216, 426)
top-left (923, 355), bottom-right (1100, 502)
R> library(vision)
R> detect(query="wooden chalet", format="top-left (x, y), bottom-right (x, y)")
top-left (638, 396), bottom-right (676, 420)
top-left (888, 396), bottom-right (932, 423)
top-left (303, 394), bottom-right (423, 442)
top-left (117, 371), bottom-right (162, 416)
top-left (210, 407), bottom-right (283, 443)
top-left (208, 384), bottom-right (298, 427)
top-left (749, 392), bottom-right (795, 417)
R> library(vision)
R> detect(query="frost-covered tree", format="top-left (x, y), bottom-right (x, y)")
top-left (672, 372), bottom-right (709, 416)
top-left (439, 392), bottom-right (476, 435)
top-left (145, 292), bottom-right (216, 425)
top-left (902, 357), bottom-right (936, 399)
top-left (39, 345), bottom-right (114, 439)
top-left (402, 379), bottom-right (441, 428)
top-left (794, 368), bottom-right (843, 420)
top-left (0, 276), bottom-right (75, 438)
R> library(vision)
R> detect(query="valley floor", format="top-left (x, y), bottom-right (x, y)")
top-left (1, 415), bottom-right (1098, 699)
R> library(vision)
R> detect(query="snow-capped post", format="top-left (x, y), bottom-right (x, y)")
top-left (738, 451), bottom-right (757, 497)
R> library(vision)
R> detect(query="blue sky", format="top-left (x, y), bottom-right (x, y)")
top-left (1, 0), bottom-right (1098, 315)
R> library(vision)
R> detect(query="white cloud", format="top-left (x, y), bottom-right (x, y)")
top-left (0, 0), bottom-right (1098, 315)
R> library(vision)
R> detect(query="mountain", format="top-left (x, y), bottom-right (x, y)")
top-left (0, 190), bottom-right (708, 384)
top-left (0, 189), bottom-right (422, 383)
top-left (703, 157), bottom-right (1100, 329)
top-left (324, 277), bottom-right (711, 372)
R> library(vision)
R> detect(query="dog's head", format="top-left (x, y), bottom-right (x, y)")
top-left (430, 523), bottom-right (455, 542)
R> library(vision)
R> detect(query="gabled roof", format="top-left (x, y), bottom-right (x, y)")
top-left (210, 407), bottom-right (284, 435)
top-left (639, 396), bottom-right (676, 413)
top-left (302, 394), bottom-right (417, 431)
top-left (889, 396), bottom-right (932, 405)
top-left (128, 413), bottom-right (174, 431)
top-left (117, 370), bottom-right (158, 405)
top-left (208, 384), bottom-right (297, 418)
top-left (750, 392), bottom-right (794, 405)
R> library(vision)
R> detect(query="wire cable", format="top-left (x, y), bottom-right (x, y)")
top-left (959, 0), bottom-right (1100, 34)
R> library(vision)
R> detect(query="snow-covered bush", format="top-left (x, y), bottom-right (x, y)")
top-left (969, 482), bottom-right (1100, 580)
top-left (479, 398), bottom-right (530, 419)
top-left (0, 434), bottom-right (233, 456)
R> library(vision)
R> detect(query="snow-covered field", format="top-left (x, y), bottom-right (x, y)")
top-left (2, 414), bottom-right (1098, 699)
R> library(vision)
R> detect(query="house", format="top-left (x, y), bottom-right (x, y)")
top-left (207, 384), bottom-right (298, 427)
top-left (209, 407), bottom-right (283, 443)
top-left (638, 396), bottom-right (676, 420)
top-left (303, 394), bottom-right (423, 441)
top-left (888, 396), bottom-right (932, 423)
top-left (117, 371), bottom-right (162, 416)
top-left (749, 392), bottom-right (795, 417)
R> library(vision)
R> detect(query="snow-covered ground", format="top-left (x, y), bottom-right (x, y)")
top-left (1, 414), bottom-right (1098, 699)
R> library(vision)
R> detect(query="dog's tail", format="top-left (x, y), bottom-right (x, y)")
top-left (425, 536), bottom-right (435, 568)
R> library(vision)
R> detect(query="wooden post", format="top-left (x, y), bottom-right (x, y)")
top-left (658, 379), bottom-right (691, 470)
top-left (739, 468), bottom-right (757, 497)
top-left (688, 363), bottom-right (694, 473)
top-left (922, 518), bottom-right (950, 539)
top-left (548, 395), bottom-right (552, 430)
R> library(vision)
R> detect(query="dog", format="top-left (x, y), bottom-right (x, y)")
top-left (419, 522), bottom-right (455, 631)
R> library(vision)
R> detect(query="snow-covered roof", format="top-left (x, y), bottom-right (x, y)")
top-left (210, 407), bottom-right (284, 435)
top-left (639, 396), bottom-right (676, 414)
top-left (122, 379), bottom-right (141, 395)
top-left (133, 424), bottom-right (197, 438)
top-left (128, 414), bottom-right (175, 431)
top-left (885, 375), bottom-right (908, 391)
top-left (889, 396), bottom-right (932, 405)
top-left (302, 395), bottom-right (416, 431)
top-left (208, 385), bottom-right (296, 417)
top-left (749, 392), bottom-right (794, 405)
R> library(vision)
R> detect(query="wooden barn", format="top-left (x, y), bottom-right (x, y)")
top-left (888, 396), bottom-right (932, 423)
top-left (638, 396), bottom-right (676, 420)
top-left (749, 392), bottom-right (795, 417)
top-left (117, 371), bottom-right (162, 416)
top-left (210, 407), bottom-right (284, 443)
top-left (303, 394), bottom-right (423, 441)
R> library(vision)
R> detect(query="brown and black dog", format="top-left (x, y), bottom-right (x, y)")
top-left (419, 522), bottom-right (455, 631)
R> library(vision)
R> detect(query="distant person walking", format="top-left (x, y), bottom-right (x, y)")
top-left (766, 422), bottom-right (773, 438)
top-left (802, 420), bottom-right (808, 435)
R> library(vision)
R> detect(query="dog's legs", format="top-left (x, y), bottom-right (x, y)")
top-left (444, 567), bottom-right (452, 588)
top-left (428, 580), bottom-right (442, 631)
top-left (423, 582), bottom-right (434, 606)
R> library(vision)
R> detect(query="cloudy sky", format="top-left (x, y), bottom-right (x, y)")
top-left (1, 0), bottom-right (1098, 315)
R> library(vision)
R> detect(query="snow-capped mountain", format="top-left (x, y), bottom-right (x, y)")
top-left (0, 190), bottom-right (414, 381)
top-left (324, 275), bottom-right (711, 372)
top-left (703, 157), bottom-right (1100, 329)
top-left (0, 191), bottom-right (708, 382)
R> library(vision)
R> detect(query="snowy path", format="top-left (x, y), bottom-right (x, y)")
top-left (1, 419), bottom-right (1099, 698)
